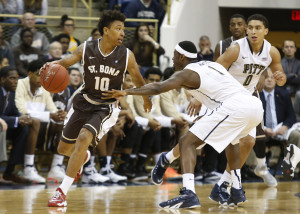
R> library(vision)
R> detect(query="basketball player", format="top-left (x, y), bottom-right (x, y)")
top-left (46, 10), bottom-right (152, 207)
top-left (213, 14), bottom-right (247, 61)
top-left (147, 14), bottom-right (287, 205)
top-left (103, 40), bottom-right (264, 208)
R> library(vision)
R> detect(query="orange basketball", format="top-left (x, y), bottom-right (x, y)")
top-left (40, 64), bottom-right (69, 93)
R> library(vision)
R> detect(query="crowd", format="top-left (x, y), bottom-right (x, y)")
top-left (0, 0), bottom-right (300, 189)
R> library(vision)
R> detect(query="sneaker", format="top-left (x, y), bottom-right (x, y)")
top-left (159, 187), bottom-right (201, 209)
top-left (118, 163), bottom-right (136, 179)
top-left (48, 188), bottom-right (67, 207)
top-left (74, 150), bottom-right (91, 183)
top-left (23, 165), bottom-right (46, 184)
top-left (254, 164), bottom-right (277, 187)
top-left (3, 173), bottom-right (32, 184)
top-left (203, 171), bottom-right (222, 182)
top-left (82, 164), bottom-right (109, 184)
top-left (194, 172), bottom-right (204, 181)
top-left (164, 168), bottom-right (181, 181)
top-left (47, 165), bottom-right (66, 183)
top-left (282, 144), bottom-right (296, 181)
top-left (209, 181), bottom-right (230, 205)
top-left (151, 152), bottom-right (169, 185)
top-left (226, 187), bottom-right (247, 206)
top-left (100, 165), bottom-right (127, 183)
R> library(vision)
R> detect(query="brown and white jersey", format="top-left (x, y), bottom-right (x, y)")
top-left (81, 39), bottom-right (129, 104)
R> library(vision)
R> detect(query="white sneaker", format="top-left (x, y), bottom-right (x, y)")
top-left (82, 164), bottom-right (109, 184)
top-left (47, 165), bottom-right (65, 183)
top-left (23, 166), bottom-right (46, 183)
top-left (100, 165), bottom-right (127, 183)
top-left (254, 164), bottom-right (277, 187)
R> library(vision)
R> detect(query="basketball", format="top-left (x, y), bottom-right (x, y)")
top-left (40, 63), bottom-right (69, 93)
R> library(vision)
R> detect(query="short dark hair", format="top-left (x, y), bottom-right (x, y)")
top-left (247, 14), bottom-right (269, 28)
top-left (283, 39), bottom-right (296, 47)
top-left (54, 33), bottom-right (70, 42)
top-left (230, 14), bottom-right (246, 22)
top-left (20, 28), bottom-right (33, 39)
top-left (98, 10), bottom-right (126, 35)
top-left (28, 59), bottom-right (45, 73)
top-left (0, 66), bottom-right (17, 79)
top-left (163, 67), bottom-right (174, 80)
top-left (68, 67), bottom-right (80, 74)
top-left (91, 28), bottom-right (99, 36)
top-left (144, 67), bottom-right (163, 79)
top-left (177, 41), bottom-right (197, 60)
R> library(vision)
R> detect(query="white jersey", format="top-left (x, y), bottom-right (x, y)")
top-left (229, 37), bottom-right (272, 93)
top-left (185, 61), bottom-right (250, 112)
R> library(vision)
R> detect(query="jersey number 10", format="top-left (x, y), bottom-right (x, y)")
top-left (94, 77), bottom-right (110, 90)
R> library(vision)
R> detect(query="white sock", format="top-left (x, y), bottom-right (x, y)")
top-left (291, 145), bottom-right (300, 167)
top-left (24, 154), bottom-right (34, 166)
top-left (182, 173), bottom-right (195, 193)
top-left (59, 175), bottom-right (74, 195)
top-left (256, 157), bottom-right (266, 167)
top-left (166, 149), bottom-right (178, 163)
top-left (106, 156), bottom-right (112, 167)
top-left (231, 169), bottom-right (242, 189)
top-left (154, 153), bottom-right (161, 163)
top-left (51, 154), bottom-right (64, 168)
top-left (217, 170), bottom-right (232, 186)
top-left (90, 156), bottom-right (95, 165)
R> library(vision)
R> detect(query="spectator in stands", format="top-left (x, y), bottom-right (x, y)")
top-left (0, 66), bottom-right (32, 183)
top-left (13, 28), bottom-right (43, 77)
top-left (0, 24), bottom-right (15, 67)
top-left (0, 0), bottom-right (19, 24)
top-left (125, 23), bottom-right (165, 76)
top-left (256, 69), bottom-right (300, 185)
top-left (68, 67), bottom-right (82, 96)
top-left (281, 39), bottom-right (300, 96)
top-left (55, 14), bottom-right (80, 53)
top-left (16, 0), bottom-right (48, 24)
top-left (197, 35), bottom-right (214, 62)
top-left (123, 0), bottom-right (165, 31)
top-left (87, 28), bottom-right (101, 41)
top-left (45, 41), bottom-right (62, 61)
top-left (10, 12), bottom-right (49, 55)
top-left (53, 33), bottom-right (71, 57)
top-left (15, 60), bottom-right (65, 183)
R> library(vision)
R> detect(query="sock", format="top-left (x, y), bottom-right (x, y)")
top-left (106, 156), bottom-right (112, 167)
top-left (59, 175), bottom-right (74, 195)
top-left (291, 145), bottom-right (300, 167)
top-left (24, 154), bottom-right (34, 166)
top-left (166, 149), bottom-right (177, 163)
top-left (182, 173), bottom-right (195, 193)
top-left (217, 170), bottom-right (232, 186)
top-left (256, 157), bottom-right (266, 167)
top-left (154, 153), bottom-right (161, 163)
top-left (99, 156), bottom-right (107, 169)
top-left (51, 154), bottom-right (64, 168)
top-left (231, 169), bottom-right (242, 189)
top-left (90, 156), bottom-right (95, 165)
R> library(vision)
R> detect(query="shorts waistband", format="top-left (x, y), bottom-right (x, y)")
top-left (83, 94), bottom-right (115, 105)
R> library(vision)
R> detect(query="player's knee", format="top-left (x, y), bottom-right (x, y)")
top-left (76, 128), bottom-right (93, 148)
top-left (240, 135), bottom-right (255, 150)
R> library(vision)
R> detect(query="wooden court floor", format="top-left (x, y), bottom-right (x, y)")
top-left (0, 181), bottom-right (299, 214)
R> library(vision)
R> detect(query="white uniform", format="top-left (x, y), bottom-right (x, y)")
top-left (229, 37), bottom-right (272, 94)
top-left (229, 37), bottom-right (272, 138)
top-left (187, 61), bottom-right (263, 153)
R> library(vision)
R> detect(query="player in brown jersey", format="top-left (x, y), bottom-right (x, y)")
top-left (46, 10), bottom-right (152, 207)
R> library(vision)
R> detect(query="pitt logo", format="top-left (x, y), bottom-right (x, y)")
top-left (243, 64), bottom-right (265, 75)
top-left (88, 65), bottom-right (120, 76)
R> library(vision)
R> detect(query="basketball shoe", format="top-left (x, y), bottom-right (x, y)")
top-left (47, 165), bottom-right (66, 183)
top-left (209, 181), bottom-right (230, 205)
top-left (82, 163), bottom-right (109, 184)
top-left (100, 164), bottom-right (127, 183)
top-left (282, 144), bottom-right (297, 181)
top-left (74, 150), bottom-right (91, 183)
top-left (159, 187), bottom-right (200, 209)
top-left (23, 165), bottom-right (46, 184)
top-left (151, 152), bottom-right (169, 185)
top-left (48, 187), bottom-right (67, 207)
top-left (226, 187), bottom-right (247, 206)
top-left (254, 164), bottom-right (277, 187)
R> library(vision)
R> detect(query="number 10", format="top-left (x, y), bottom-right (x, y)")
top-left (94, 77), bottom-right (110, 90)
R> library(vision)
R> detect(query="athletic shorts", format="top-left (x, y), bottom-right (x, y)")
top-left (189, 94), bottom-right (263, 153)
top-left (61, 93), bottom-right (120, 145)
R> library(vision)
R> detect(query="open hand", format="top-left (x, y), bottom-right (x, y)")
top-left (186, 98), bottom-right (202, 117)
top-left (102, 89), bottom-right (126, 100)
